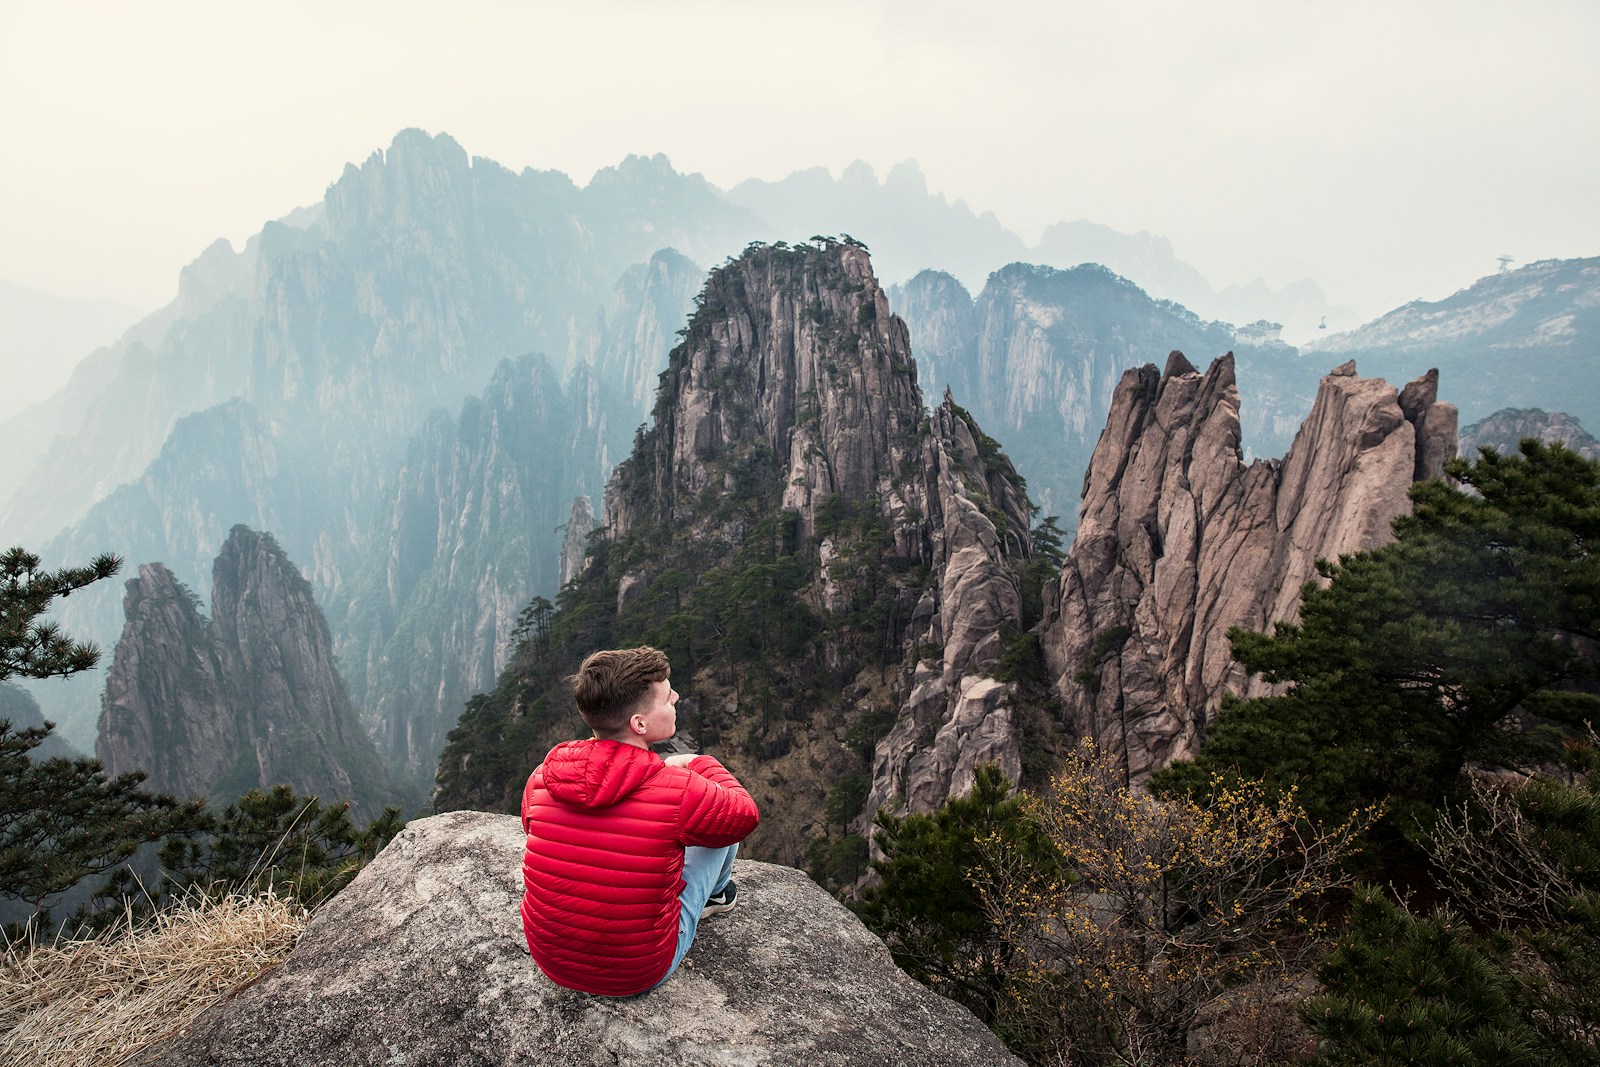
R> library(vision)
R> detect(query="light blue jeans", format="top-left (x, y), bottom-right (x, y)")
top-left (651, 843), bottom-right (737, 988)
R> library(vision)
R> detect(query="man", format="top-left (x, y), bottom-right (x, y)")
top-left (519, 646), bottom-right (760, 995)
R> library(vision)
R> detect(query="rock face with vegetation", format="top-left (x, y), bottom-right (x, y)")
top-left (436, 241), bottom-right (1042, 883)
top-left (1039, 355), bottom-right (1457, 782)
top-left (146, 811), bottom-right (1023, 1067)
top-left (97, 525), bottom-right (397, 813)
top-left (1460, 406), bottom-right (1600, 461)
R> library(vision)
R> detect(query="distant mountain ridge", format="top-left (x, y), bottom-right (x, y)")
top-left (1303, 257), bottom-right (1600, 432)
top-left (1460, 407), bottom-right (1600, 462)
top-left (0, 277), bottom-right (143, 422)
top-left (6, 131), bottom-right (724, 748)
top-left (888, 264), bottom-right (1323, 525)
top-left (4, 127), bottom-right (1595, 818)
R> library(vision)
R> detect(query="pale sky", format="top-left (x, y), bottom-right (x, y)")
top-left (2, 0), bottom-right (1596, 322)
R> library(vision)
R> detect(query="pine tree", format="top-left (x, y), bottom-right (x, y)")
top-left (0, 546), bottom-right (205, 931)
top-left (1157, 440), bottom-right (1600, 831)
top-left (854, 764), bottom-right (1060, 1026)
top-left (159, 784), bottom-right (405, 908)
top-left (1306, 740), bottom-right (1600, 1065)
top-left (1, 547), bottom-right (121, 680)
top-left (0, 721), bottom-right (203, 922)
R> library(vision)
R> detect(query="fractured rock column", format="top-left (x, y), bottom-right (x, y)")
top-left (1039, 355), bottom-right (1457, 784)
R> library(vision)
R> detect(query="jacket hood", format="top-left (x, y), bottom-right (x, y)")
top-left (541, 739), bottom-right (664, 809)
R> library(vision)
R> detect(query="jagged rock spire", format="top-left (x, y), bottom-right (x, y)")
top-left (97, 526), bottom-right (397, 813)
top-left (1040, 355), bottom-right (1458, 783)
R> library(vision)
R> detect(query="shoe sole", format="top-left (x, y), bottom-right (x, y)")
top-left (700, 895), bottom-right (736, 919)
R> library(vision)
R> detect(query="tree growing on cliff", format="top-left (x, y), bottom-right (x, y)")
top-left (854, 764), bottom-right (1059, 1028)
top-left (1156, 440), bottom-right (1600, 835)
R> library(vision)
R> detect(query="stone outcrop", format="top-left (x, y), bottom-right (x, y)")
top-left (96, 561), bottom-right (233, 795)
top-left (559, 495), bottom-right (597, 588)
top-left (600, 241), bottom-right (1034, 830)
top-left (97, 525), bottom-right (397, 813)
top-left (147, 811), bottom-right (1023, 1067)
top-left (1039, 355), bottom-right (1457, 782)
top-left (867, 396), bottom-right (1032, 814)
top-left (1460, 407), bottom-right (1600, 462)
top-left (607, 241), bottom-right (925, 540)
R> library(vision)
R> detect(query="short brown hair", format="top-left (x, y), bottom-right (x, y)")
top-left (572, 646), bottom-right (670, 733)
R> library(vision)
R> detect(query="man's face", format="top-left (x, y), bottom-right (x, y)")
top-left (631, 678), bottom-right (678, 744)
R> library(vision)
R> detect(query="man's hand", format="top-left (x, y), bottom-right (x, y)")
top-left (662, 752), bottom-right (701, 768)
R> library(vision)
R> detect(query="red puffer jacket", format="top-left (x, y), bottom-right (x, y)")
top-left (519, 739), bottom-right (759, 996)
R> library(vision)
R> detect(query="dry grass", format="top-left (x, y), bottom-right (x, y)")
top-left (0, 889), bottom-right (307, 1067)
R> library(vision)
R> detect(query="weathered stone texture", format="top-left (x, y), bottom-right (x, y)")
top-left (147, 812), bottom-right (1023, 1067)
top-left (600, 242), bottom-right (1034, 825)
top-left (1039, 354), bottom-right (1457, 782)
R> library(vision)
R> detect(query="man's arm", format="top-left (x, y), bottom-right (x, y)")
top-left (675, 755), bottom-right (759, 848)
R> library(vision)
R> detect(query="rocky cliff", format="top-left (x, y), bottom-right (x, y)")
top-left (1039, 355), bottom-right (1457, 782)
top-left (1460, 407), bottom-right (1600, 462)
top-left (147, 812), bottom-right (1022, 1066)
top-left (334, 355), bottom-right (589, 787)
top-left (437, 241), bottom-right (1039, 877)
top-left (97, 526), bottom-right (397, 813)
top-left (600, 240), bottom-right (1039, 836)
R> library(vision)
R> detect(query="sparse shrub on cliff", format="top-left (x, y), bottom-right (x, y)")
top-left (976, 740), bottom-right (1370, 1067)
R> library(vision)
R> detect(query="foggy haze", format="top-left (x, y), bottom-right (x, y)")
top-left (1, 1), bottom-right (1595, 349)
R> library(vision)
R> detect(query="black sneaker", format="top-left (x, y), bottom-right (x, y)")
top-left (700, 880), bottom-right (737, 918)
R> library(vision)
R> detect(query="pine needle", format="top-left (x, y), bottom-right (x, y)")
top-left (0, 888), bottom-right (306, 1067)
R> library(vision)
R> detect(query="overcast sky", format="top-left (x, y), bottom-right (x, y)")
top-left (2, 0), bottom-right (1595, 321)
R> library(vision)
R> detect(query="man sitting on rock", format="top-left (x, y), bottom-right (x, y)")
top-left (519, 645), bottom-right (760, 996)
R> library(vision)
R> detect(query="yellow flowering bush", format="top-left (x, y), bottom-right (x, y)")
top-left (976, 739), bottom-right (1376, 1065)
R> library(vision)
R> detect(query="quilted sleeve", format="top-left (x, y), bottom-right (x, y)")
top-left (676, 756), bottom-right (760, 848)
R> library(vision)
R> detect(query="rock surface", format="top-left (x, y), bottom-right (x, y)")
top-left (97, 525), bottom-right (397, 812)
top-left (147, 811), bottom-right (1022, 1067)
top-left (1039, 354), bottom-right (1457, 782)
